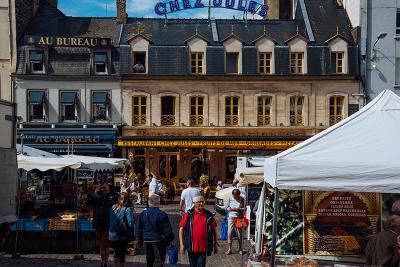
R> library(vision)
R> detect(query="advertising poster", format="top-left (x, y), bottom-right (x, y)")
top-left (304, 192), bottom-right (380, 256)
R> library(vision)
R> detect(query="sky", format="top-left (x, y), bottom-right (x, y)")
top-left (58, 0), bottom-right (252, 19)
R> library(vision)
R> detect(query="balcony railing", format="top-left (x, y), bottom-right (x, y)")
top-left (290, 115), bottom-right (304, 126)
top-left (225, 115), bottom-right (239, 126)
top-left (329, 115), bottom-right (343, 126)
top-left (190, 115), bottom-right (204, 126)
top-left (257, 115), bottom-right (271, 126)
top-left (161, 115), bottom-right (175, 126)
top-left (133, 114), bottom-right (146, 126)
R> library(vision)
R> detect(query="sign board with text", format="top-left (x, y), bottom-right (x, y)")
top-left (304, 192), bottom-right (380, 256)
top-left (24, 36), bottom-right (112, 47)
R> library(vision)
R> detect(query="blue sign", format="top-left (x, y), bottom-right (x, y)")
top-left (154, 0), bottom-right (269, 17)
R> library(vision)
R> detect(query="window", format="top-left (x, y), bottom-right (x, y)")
top-left (191, 52), bottom-right (204, 74)
top-left (132, 52), bottom-right (146, 73)
top-left (290, 96), bottom-right (304, 126)
top-left (27, 91), bottom-right (46, 121)
top-left (257, 96), bottom-right (272, 126)
top-left (225, 96), bottom-right (239, 126)
top-left (259, 52), bottom-right (272, 74)
top-left (132, 96), bottom-right (146, 126)
top-left (161, 96), bottom-right (175, 126)
top-left (93, 52), bottom-right (108, 75)
top-left (397, 9), bottom-right (400, 35)
top-left (60, 92), bottom-right (78, 122)
top-left (226, 52), bottom-right (239, 74)
top-left (225, 156), bottom-right (237, 180)
top-left (190, 96), bottom-right (204, 126)
top-left (290, 52), bottom-right (304, 74)
top-left (92, 92), bottom-right (109, 122)
top-left (332, 52), bottom-right (345, 74)
top-left (329, 96), bottom-right (344, 126)
top-left (29, 50), bottom-right (45, 73)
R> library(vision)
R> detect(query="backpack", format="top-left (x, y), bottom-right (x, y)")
top-left (220, 217), bottom-right (228, 240)
top-left (115, 207), bottom-right (132, 240)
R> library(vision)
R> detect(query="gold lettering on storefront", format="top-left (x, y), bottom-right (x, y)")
top-left (26, 36), bottom-right (109, 47)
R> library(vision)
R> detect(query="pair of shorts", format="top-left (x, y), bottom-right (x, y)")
top-left (96, 229), bottom-right (110, 249)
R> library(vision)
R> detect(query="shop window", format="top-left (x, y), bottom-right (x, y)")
top-left (225, 96), bottom-right (239, 126)
top-left (331, 52), bottom-right (345, 74)
top-left (60, 92), bottom-right (78, 122)
top-left (226, 52), bottom-right (239, 74)
top-left (27, 91), bottom-right (46, 121)
top-left (190, 96), bottom-right (204, 126)
top-left (161, 96), bottom-right (175, 126)
top-left (259, 52), bottom-right (272, 74)
top-left (191, 52), bottom-right (204, 74)
top-left (29, 50), bottom-right (45, 74)
top-left (92, 92), bottom-right (109, 122)
top-left (290, 52), bottom-right (304, 74)
top-left (257, 96), bottom-right (272, 126)
top-left (329, 95), bottom-right (344, 126)
top-left (225, 156), bottom-right (237, 180)
top-left (93, 52), bottom-right (108, 75)
top-left (132, 96), bottom-right (146, 126)
top-left (132, 52), bottom-right (146, 73)
top-left (290, 96), bottom-right (304, 126)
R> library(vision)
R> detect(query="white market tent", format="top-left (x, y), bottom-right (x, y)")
top-left (17, 155), bottom-right (83, 171)
top-left (234, 166), bottom-right (264, 185)
top-left (264, 89), bottom-right (400, 193)
top-left (259, 90), bottom-right (400, 266)
top-left (16, 144), bottom-right (60, 158)
top-left (62, 155), bottom-right (129, 171)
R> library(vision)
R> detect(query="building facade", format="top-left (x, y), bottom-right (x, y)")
top-left (117, 0), bottom-right (361, 182)
top-left (14, 2), bottom-right (123, 156)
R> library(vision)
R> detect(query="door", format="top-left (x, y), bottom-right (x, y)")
top-left (158, 153), bottom-right (179, 181)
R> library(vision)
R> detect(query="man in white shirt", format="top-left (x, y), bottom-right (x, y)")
top-left (180, 179), bottom-right (201, 214)
top-left (147, 174), bottom-right (158, 196)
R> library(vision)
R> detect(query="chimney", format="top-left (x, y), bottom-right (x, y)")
top-left (116, 0), bottom-right (128, 24)
top-left (264, 0), bottom-right (279, 19)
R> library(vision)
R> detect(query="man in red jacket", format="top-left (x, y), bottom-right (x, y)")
top-left (179, 195), bottom-right (218, 267)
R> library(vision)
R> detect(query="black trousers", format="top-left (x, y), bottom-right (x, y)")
top-left (110, 239), bottom-right (128, 263)
top-left (145, 241), bottom-right (166, 267)
top-left (188, 252), bottom-right (207, 267)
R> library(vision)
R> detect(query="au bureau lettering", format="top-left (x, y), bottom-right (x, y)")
top-left (25, 36), bottom-right (111, 47)
top-left (154, 0), bottom-right (269, 17)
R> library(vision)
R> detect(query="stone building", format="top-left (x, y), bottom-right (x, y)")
top-left (116, 0), bottom-right (362, 182)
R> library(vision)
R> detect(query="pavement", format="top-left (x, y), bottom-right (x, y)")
top-left (0, 201), bottom-right (250, 266)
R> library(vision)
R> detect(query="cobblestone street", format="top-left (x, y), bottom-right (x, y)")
top-left (0, 203), bottom-right (249, 267)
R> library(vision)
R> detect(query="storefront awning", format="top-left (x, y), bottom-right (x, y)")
top-left (27, 91), bottom-right (45, 104)
top-left (29, 50), bottom-right (44, 63)
top-left (60, 92), bottom-right (77, 104)
top-left (92, 92), bottom-right (108, 104)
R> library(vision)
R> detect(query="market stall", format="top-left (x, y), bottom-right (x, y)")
top-left (254, 90), bottom-right (400, 266)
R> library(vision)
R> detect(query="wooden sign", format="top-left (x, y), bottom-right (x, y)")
top-left (304, 191), bottom-right (380, 256)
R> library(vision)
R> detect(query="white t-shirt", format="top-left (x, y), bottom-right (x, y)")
top-left (181, 187), bottom-right (201, 212)
top-left (149, 178), bottom-right (158, 196)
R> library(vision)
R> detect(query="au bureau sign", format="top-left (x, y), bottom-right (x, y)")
top-left (154, 0), bottom-right (269, 17)
top-left (24, 36), bottom-right (111, 47)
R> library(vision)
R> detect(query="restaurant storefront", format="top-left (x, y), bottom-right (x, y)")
top-left (118, 127), bottom-right (322, 183)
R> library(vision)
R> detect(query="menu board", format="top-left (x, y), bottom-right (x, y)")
top-left (304, 192), bottom-right (380, 256)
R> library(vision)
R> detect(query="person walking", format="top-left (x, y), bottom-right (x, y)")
top-left (179, 179), bottom-right (201, 215)
top-left (136, 194), bottom-right (174, 267)
top-left (225, 188), bottom-right (245, 255)
top-left (179, 195), bottom-right (218, 267)
top-left (365, 215), bottom-right (400, 266)
top-left (109, 193), bottom-right (135, 267)
top-left (87, 183), bottom-right (118, 267)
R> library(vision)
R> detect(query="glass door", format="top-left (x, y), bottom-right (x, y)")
top-left (158, 153), bottom-right (179, 181)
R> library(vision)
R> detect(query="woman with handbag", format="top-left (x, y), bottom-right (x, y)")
top-left (109, 193), bottom-right (135, 267)
top-left (225, 188), bottom-right (245, 255)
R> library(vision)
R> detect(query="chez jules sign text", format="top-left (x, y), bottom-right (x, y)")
top-left (24, 36), bottom-right (111, 47)
top-left (154, 0), bottom-right (269, 17)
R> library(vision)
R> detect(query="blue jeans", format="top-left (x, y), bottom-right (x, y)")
top-left (188, 252), bottom-right (207, 267)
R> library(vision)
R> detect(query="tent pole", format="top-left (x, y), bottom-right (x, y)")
top-left (270, 187), bottom-right (279, 267)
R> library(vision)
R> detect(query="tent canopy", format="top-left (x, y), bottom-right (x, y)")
top-left (264, 90), bottom-right (400, 193)
top-left (62, 155), bottom-right (129, 171)
top-left (17, 155), bottom-right (82, 171)
top-left (16, 144), bottom-right (60, 158)
top-left (234, 166), bottom-right (264, 186)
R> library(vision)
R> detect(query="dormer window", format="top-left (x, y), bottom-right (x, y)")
top-left (29, 50), bottom-right (45, 74)
top-left (290, 52), bottom-right (304, 74)
top-left (326, 27), bottom-right (350, 75)
top-left (226, 52), bottom-right (239, 74)
top-left (133, 52), bottom-right (146, 73)
top-left (93, 52), bottom-right (108, 75)
top-left (286, 28), bottom-right (309, 75)
top-left (191, 52), bottom-right (204, 74)
top-left (259, 52), bottom-right (272, 74)
top-left (332, 52), bottom-right (344, 74)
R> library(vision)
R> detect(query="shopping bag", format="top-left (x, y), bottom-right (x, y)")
top-left (167, 245), bottom-right (179, 265)
top-left (220, 217), bottom-right (228, 240)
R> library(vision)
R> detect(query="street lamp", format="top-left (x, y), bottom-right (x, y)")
top-left (371, 32), bottom-right (387, 67)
